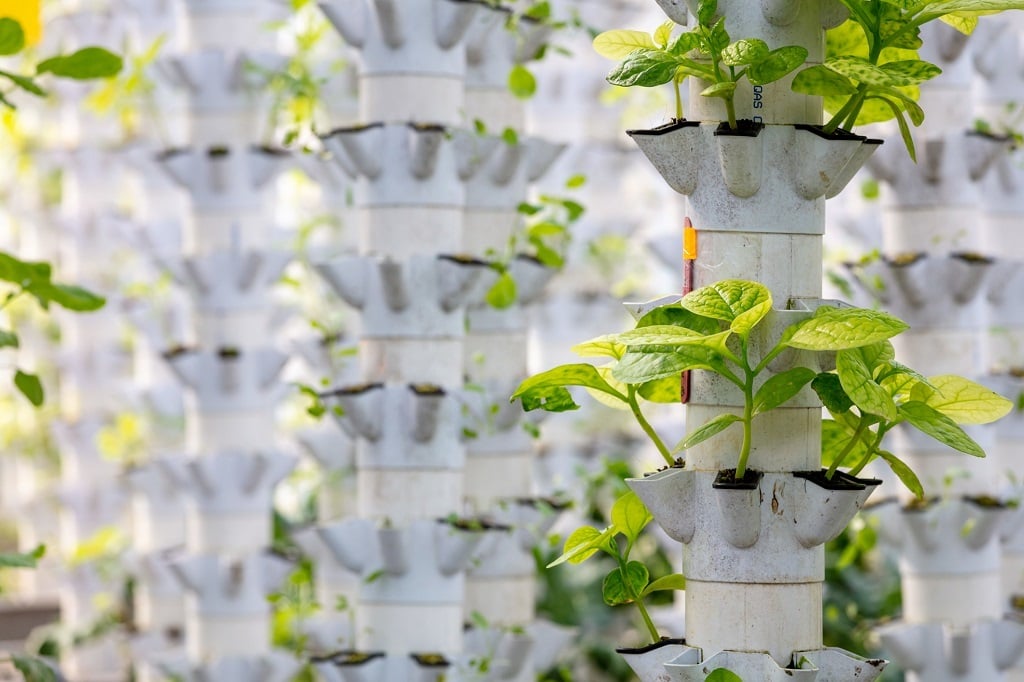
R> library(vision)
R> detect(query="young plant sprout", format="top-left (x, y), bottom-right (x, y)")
top-left (792, 0), bottom-right (1024, 159)
top-left (593, 0), bottom-right (807, 128)
top-left (514, 279), bottom-right (1012, 493)
top-left (548, 490), bottom-right (686, 644)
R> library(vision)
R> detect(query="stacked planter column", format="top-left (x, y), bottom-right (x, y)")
top-left (622, 1), bottom-right (888, 678)
top-left (308, 2), bottom-right (505, 680)
top-left (150, 2), bottom-right (299, 680)
top-left (46, 9), bottom-right (137, 679)
top-left (460, 5), bottom-right (570, 680)
top-left (973, 15), bottom-right (1024, 681)
top-left (859, 22), bottom-right (1024, 682)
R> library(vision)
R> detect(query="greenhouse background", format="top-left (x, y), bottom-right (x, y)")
top-left (0, 0), bottom-right (1022, 680)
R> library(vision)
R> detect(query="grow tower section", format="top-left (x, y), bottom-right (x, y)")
top-left (857, 20), bottom-right (1024, 682)
top-left (623, 0), bottom-right (887, 678)
top-left (149, 1), bottom-right (299, 679)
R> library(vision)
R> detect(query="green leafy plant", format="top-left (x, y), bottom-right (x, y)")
top-left (548, 491), bottom-right (686, 645)
top-left (792, 0), bottom-right (1024, 159)
top-left (514, 279), bottom-right (1010, 491)
top-left (818, 347), bottom-right (1011, 497)
top-left (0, 252), bottom-right (105, 405)
top-left (0, 17), bottom-right (122, 109)
top-left (593, 0), bottom-right (807, 127)
top-left (482, 174), bottom-right (585, 310)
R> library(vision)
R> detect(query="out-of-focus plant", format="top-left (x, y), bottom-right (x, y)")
top-left (259, 0), bottom-right (345, 147)
top-left (85, 36), bottom-right (164, 142)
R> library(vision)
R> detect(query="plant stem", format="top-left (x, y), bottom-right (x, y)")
top-left (824, 85), bottom-right (867, 133)
top-left (826, 417), bottom-right (868, 479)
top-left (674, 78), bottom-right (684, 121)
top-left (848, 427), bottom-right (888, 477)
top-left (735, 341), bottom-right (755, 479)
top-left (724, 96), bottom-right (738, 130)
top-left (617, 554), bottom-right (661, 644)
top-left (628, 385), bottom-right (674, 466)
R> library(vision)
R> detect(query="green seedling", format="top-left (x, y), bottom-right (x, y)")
top-left (593, 0), bottom-right (807, 127)
top-left (548, 491), bottom-right (686, 645)
top-left (793, 0), bottom-right (1024, 160)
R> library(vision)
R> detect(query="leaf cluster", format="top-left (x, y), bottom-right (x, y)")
top-left (793, 0), bottom-right (1024, 159)
top-left (0, 18), bottom-right (122, 110)
top-left (593, 0), bottom-right (807, 125)
top-left (548, 491), bottom-right (685, 644)
top-left (513, 278), bottom-right (1011, 494)
top-left (0, 251), bottom-right (106, 405)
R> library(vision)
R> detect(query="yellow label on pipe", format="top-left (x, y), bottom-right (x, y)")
top-left (0, 0), bottom-right (41, 46)
top-left (683, 217), bottom-right (697, 261)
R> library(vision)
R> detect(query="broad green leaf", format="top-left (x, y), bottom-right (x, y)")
top-left (747, 45), bottom-right (809, 85)
top-left (875, 95), bottom-right (917, 161)
top-left (44, 283), bottom-right (106, 311)
top-left (924, 375), bottom-right (1012, 424)
top-left (1, 70), bottom-right (46, 97)
top-left (707, 17), bottom-right (730, 53)
top-left (11, 655), bottom-right (57, 682)
top-left (603, 561), bottom-right (649, 605)
top-left (508, 64), bottom-right (536, 99)
top-left (654, 20), bottom-right (674, 49)
top-left (15, 370), bottom-right (43, 406)
top-left (512, 364), bottom-right (625, 411)
top-left (701, 80), bottom-right (737, 99)
top-left (572, 334), bottom-right (626, 360)
top-left (611, 490), bottom-right (652, 542)
top-left (0, 544), bottom-right (45, 568)
top-left (721, 38), bottom-right (769, 66)
top-left (618, 327), bottom-right (733, 356)
top-left (792, 64), bottom-right (859, 97)
top-left (837, 348), bottom-right (898, 420)
top-left (876, 448), bottom-right (925, 498)
top-left (640, 573), bottom-right (686, 597)
top-left (706, 671), bottom-right (743, 682)
top-left (668, 31), bottom-right (702, 56)
top-left (638, 374), bottom-right (682, 403)
top-left (812, 373), bottom-right (854, 413)
top-left (697, 0), bottom-right (717, 26)
top-left (681, 280), bottom-right (772, 336)
top-left (673, 413), bottom-right (742, 452)
top-left (0, 18), bottom-right (25, 56)
top-left (0, 328), bottom-right (18, 348)
top-left (878, 59), bottom-right (942, 86)
top-left (548, 525), bottom-right (615, 567)
top-left (916, 2), bottom-right (1024, 27)
top-left (485, 272), bottom-right (516, 309)
top-left (586, 366), bottom-right (631, 410)
top-left (593, 29), bottom-right (657, 59)
top-left (752, 367), bottom-right (816, 415)
top-left (782, 307), bottom-right (908, 351)
top-left (899, 401), bottom-right (985, 457)
top-left (517, 385), bottom-right (579, 412)
top-left (37, 47), bottom-right (123, 80)
top-left (614, 345), bottom-right (728, 384)
top-left (608, 49), bottom-right (691, 88)
top-left (826, 55), bottom-right (897, 87)
top-left (636, 304), bottom-right (722, 335)
top-left (822, 419), bottom-right (869, 469)
top-left (940, 12), bottom-right (979, 33)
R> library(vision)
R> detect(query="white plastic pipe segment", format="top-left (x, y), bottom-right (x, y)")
top-left (317, 0), bottom-right (480, 123)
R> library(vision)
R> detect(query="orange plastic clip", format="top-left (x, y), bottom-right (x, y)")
top-left (683, 217), bottom-right (697, 261)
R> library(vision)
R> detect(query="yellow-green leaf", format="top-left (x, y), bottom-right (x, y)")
top-left (924, 375), bottom-right (1013, 424)
top-left (611, 490), bottom-right (652, 542)
top-left (593, 29), bottom-right (657, 60)
top-left (654, 20), bottom-right (674, 49)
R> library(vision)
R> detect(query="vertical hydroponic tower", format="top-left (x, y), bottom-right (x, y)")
top-left (860, 22), bottom-right (1024, 682)
top-left (152, 1), bottom-right (298, 679)
top-left (622, 0), bottom-right (887, 678)
top-left (309, 1), bottom-right (504, 679)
